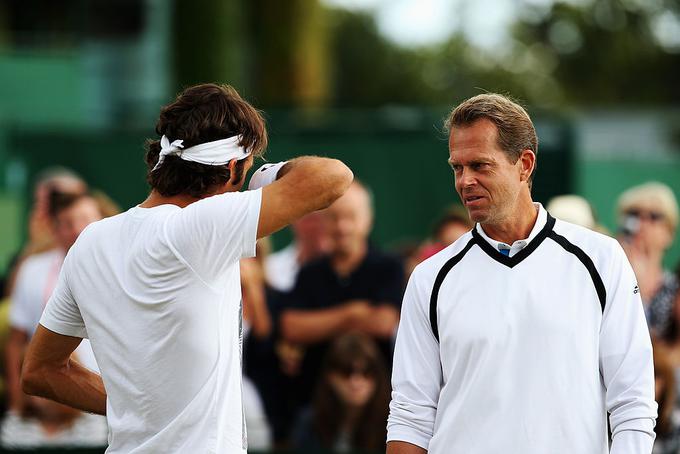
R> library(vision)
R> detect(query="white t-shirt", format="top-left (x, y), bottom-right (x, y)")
top-left (40, 189), bottom-right (262, 454)
top-left (10, 249), bottom-right (99, 372)
top-left (388, 206), bottom-right (657, 454)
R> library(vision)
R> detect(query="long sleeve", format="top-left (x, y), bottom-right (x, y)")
top-left (387, 268), bottom-right (442, 450)
top-left (600, 241), bottom-right (657, 454)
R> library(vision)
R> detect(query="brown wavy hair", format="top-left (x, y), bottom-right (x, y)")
top-left (312, 334), bottom-right (391, 452)
top-left (145, 83), bottom-right (267, 197)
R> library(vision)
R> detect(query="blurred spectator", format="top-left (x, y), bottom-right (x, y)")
top-left (280, 180), bottom-right (404, 405)
top-left (2, 191), bottom-right (107, 448)
top-left (547, 194), bottom-right (598, 230)
top-left (242, 239), bottom-right (273, 341)
top-left (240, 239), bottom-right (273, 450)
top-left (617, 182), bottom-right (679, 335)
top-left (2, 168), bottom-right (87, 299)
top-left (411, 206), bottom-right (472, 268)
top-left (25, 168), bottom-right (88, 257)
top-left (652, 339), bottom-right (680, 453)
top-left (292, 334), bottom-right (390, 453)
top-left (265, 211), bottom-right (332, 293)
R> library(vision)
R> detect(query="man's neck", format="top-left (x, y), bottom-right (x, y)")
top-left (139, 190), bottom-right (200, 209)
top-left (332, 242), bottom-right (368, 277)
top-left (481, 199), bottom-right (538, 245)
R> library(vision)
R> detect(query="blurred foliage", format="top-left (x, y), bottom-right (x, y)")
top-left (512, 0), bottom-right (680, 105)
top-left (321, 0), bottom-right (680, 108)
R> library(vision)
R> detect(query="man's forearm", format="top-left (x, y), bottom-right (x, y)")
top-left (387, 441), bottom-right (427, 454)
top-left (280, 306), bottom-right (356, 344)
top-left (22, 359), bottom-right (107, 415)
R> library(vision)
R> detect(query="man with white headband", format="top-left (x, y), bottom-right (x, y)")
top-left (20, 83), bottom-right (353, 453)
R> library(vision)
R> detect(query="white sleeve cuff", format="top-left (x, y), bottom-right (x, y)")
top-left (386, 425), bottom-right (431, 451)
top-left (610, 418), bottom-right (655, 454)
top-left (248, 161), bottom-right (287, 190)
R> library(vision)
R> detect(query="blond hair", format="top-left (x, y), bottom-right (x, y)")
top-left (617, 182), bottom-right (678, 231)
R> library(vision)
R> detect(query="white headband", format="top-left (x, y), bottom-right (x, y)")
top-left (153, 134), bottom-right (252, 171)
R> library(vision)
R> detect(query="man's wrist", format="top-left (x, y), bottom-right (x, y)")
top-left (248, 161), bottom-right (288, 190)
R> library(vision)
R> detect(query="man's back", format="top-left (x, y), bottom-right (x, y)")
top-left (40, 189), bottom-right (262, 453)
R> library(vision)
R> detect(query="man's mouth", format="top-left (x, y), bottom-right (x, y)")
top-left (464, 195), bottom-right (484, 204)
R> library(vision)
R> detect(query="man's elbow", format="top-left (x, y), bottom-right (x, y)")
top-left (319, 161), bottom-right (353, 208)
top-left (20, 360), bottom-right (45, 397)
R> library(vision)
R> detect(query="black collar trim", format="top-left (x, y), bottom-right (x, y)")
top-left (471, 214), bottom-right (556, 268)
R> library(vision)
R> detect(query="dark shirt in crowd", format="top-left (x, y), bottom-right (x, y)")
top-left (285, 247), bottom-right (404, 404)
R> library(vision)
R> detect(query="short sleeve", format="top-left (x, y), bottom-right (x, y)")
top-left (164, 188), bottom-right (262, 282)
top-left (39, 254), bottom-right (88, 339)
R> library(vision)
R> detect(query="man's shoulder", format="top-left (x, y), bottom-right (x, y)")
top-left (550, 218), bottom-right (619, 255)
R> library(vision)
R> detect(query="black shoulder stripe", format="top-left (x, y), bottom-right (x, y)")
top-left (548, 231), bottom-right (607, 312)
top-left (429, 238), bottom-right (476, 342)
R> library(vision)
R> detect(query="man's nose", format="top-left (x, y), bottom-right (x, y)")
top-left (457, 168), bottom-right (476, 187)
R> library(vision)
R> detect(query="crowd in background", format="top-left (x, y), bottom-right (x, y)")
top-left (0, 167), bottom-right (678, 453)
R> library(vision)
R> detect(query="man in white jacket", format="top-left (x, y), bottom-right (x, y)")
top-left (386, 93), bottom-right (657, 454)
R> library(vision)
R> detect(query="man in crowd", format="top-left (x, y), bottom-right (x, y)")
top-left (20, 83), bottom-right (353, 453)
top-left (4, 190), bottom-right (106, 447)
top-left (280, 180), bottom-right (404, 404)
top-left (387, 93), bottom-right (656, 454)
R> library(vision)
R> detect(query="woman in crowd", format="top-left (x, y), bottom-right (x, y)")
top-left (617, 182), bottom-right (678, 335)
top-left (292, 333), bottom-right (390, 453)
top-left (652, 339), bottom-right (680, 453)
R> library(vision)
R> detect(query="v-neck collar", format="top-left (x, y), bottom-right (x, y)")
top-left (471, 213), bottom-right (556, 268)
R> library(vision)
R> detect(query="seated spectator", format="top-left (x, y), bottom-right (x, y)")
top-left (616, 182), bottom-right (678, 335)
top-left (240, 239), bottom-right (273, 450)
top-left (292, 334), bottom-right (390, 453)
top-left (280, 180), bottom-right (404, 406)
top-left (265, 211), bottom-right (332, 294)
top-left (412, 206), bottom-right (472, 268)
top-left (652, 339), bottom-right (680, 453)
top-left (2, 168), bottom-right (87, 298)
top-left (2, 190), bottom-right (108, 449)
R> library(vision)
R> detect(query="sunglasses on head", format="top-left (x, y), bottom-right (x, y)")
top-left (624, 209), bottom-right (665, 223)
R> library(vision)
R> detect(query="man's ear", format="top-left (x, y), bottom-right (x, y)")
top-left (519, 149), bottom-right (536, 183)
top-left (227, 159), bottom-right (239, 186)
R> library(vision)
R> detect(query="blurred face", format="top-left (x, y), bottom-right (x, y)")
top-left (449, 119), bottom-right (532, 226)
top-left (437, 221), bottom-right (470, 245)
top-left (622, 204), bottom-right (674, 253)
top-left (326, 184), bottom-right (373, 255)
top-left (327, 362), bottom-right (377, 408)
top-left (292, 211), bottom-right (332, 256)
top-left (53, 197), bottom-right (102, 251)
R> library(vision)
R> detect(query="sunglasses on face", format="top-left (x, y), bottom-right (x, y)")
top-left (624, 209), bottom-right (665, 223)
top-left (334, 365), bottom-right (374, 379)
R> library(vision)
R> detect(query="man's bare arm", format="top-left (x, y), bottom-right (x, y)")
top-left (257, 157), bottom-right (353, 239)
top-left (280, 301), bottom-right (370, 344)
top-left (21, 325), bottom-right (106, 415)
top-left (387, 441), bottom-right (428, 454)
top-left (280, 301), bottom-right (399, 344)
